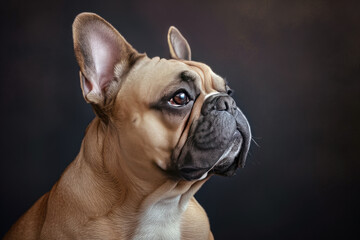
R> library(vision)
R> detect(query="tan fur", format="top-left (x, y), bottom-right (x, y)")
top-left (4, 13), bottom-right (226, 240)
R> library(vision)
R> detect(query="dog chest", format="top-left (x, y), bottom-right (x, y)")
top-left (132, 196), bottom-right (184, 240)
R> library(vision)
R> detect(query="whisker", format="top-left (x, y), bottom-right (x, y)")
top-left (251, 138), bottom-right (260, 147)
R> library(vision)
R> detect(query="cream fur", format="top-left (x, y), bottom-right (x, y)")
top-left (4, 13), bottom-right (227, 240)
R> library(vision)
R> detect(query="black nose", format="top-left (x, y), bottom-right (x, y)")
top-left (201, 94), bottom-right (236, 115)
top-left (215, 96), bottom-right (236, 112)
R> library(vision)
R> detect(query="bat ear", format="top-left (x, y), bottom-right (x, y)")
top-left (73, 12), bottom-right (141, 106)
top-left (72, 12), bottom-right (144, 123)
top-left (167, 26), bottom-right (191, 60)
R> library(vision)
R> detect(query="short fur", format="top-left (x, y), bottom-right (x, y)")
top-left (4, 12), bottom-right (251, 240)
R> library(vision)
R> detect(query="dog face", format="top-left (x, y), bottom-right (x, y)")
top-left (73, 13), bottom-right (251, 181)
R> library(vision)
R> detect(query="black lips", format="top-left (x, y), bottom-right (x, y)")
top-left (173, 93), bottom-right (251, 180)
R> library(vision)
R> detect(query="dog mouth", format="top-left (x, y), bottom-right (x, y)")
top-left (211, 131), bottom-right (242, 173)
top-left (177, 130), bottom-right (244, 181)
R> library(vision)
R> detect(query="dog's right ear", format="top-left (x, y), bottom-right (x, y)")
top-left (73, 13), bottom-right (141, 107)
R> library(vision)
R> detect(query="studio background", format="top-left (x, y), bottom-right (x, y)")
top-left (1, 0), bottom-right (359, 239)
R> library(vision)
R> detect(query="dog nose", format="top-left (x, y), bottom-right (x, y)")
top-left (201, 94), bottom-right (236, 115)
top-left (214, 96), bottom-right (236, 112)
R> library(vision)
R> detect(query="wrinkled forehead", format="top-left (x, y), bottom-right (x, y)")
top-left (180, 60), bottom-right (226, 94)
top-left (128, 57), bottom-right (226, 95)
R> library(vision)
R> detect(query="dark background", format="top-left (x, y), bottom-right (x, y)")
top-left (1, 0), bottom-right (359, 239)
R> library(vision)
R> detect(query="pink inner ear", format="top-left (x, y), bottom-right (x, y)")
top-left (170, 28), bottom-right (191, 60)
top-left (88, 27), bottom-right (121, 91)
top-left (173, 37), bottom-right (187, 59)
top-left (83, 75), bottom-right (91, 92)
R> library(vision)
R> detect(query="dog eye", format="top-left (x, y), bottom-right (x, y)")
top-left (168, 91), bottom-right (190, 107)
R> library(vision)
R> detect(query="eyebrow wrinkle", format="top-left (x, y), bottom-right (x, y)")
top-left (180, 71), bottom-right (196, 82)
top-left (187, 62), bottom-right (213, 93)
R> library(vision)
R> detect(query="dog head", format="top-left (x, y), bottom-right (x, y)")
top-left (72, 13), bottom-right (251, 181)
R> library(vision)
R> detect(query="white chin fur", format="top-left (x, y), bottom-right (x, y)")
top-left (197, 172), bottom-right (208, 180)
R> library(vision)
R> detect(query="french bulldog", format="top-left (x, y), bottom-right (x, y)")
top-left (4, 12), bottom-right (251, 240)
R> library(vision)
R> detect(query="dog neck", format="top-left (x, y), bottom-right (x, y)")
top-left (71, 118), bottom-right (205, 239)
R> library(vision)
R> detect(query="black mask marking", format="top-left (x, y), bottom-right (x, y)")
top-left (172, 93), bottom-right (251, 180)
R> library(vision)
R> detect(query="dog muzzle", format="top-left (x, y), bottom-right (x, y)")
top-left (172, 93), bottom-right (251, 181)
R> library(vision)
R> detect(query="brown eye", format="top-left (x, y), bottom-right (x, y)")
top-left (169, 91), bottom-right (190, 107)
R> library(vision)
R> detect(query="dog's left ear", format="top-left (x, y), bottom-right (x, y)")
top-left (167, 26), bottom-right (191, 60)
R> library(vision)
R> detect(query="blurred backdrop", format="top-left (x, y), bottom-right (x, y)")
top-left (1, 0), bottom-right (359, 239)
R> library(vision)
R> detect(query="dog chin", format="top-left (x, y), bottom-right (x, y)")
top-left (211, 130), bottom-right (243, 176)
top-left (178, 130), bottom-right (243, 181)
top-left (211, 130), bottom-right (242, 172)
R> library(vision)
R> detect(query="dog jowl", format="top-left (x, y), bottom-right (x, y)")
top-left (4, 12), bottom-right (251, 240)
